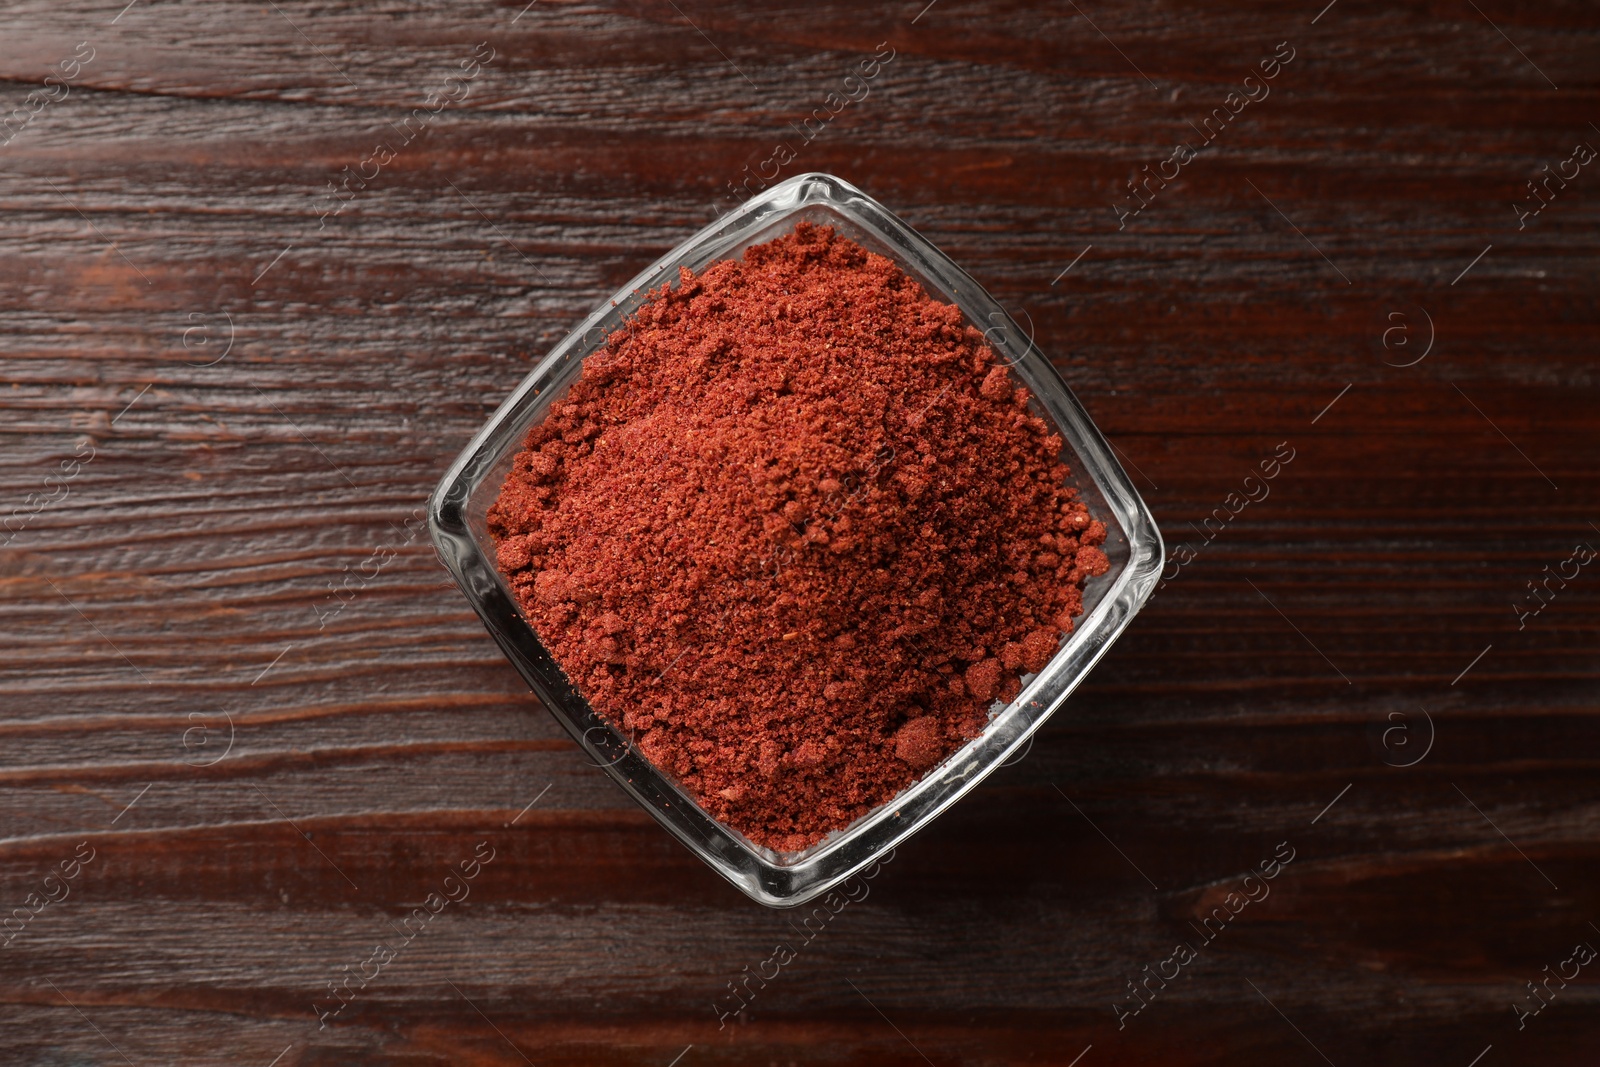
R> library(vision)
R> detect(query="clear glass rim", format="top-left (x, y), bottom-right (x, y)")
top-left (429, 172), bottom-right (1164, 907)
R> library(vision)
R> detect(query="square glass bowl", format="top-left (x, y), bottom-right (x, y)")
top-left (429, 172), bottom-right (1162, 908)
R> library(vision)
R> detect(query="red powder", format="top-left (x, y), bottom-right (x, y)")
top-left (488, 223), bottom-right (1108, 851)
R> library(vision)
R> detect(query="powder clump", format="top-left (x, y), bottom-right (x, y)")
top-left (489, 222), bottom-right (1106, 851)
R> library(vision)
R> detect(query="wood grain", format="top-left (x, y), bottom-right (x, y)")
top-left (2, 0), bottom-right (1598, 1063)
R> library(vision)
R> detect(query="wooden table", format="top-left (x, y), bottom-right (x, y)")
top-left (3, 1), bottom-right (1596, 1063)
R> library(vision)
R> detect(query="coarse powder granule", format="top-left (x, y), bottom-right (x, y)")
top-left (488, 222), bottom-right (1109, 851)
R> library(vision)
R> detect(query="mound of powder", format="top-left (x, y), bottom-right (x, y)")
top-left (488, 222), bottom-right (1108, 852)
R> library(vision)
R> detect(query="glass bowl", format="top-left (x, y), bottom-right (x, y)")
top-left (428, 172), bottom-right (1163, 908)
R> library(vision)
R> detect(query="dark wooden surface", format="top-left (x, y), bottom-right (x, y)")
top-left (2, 1), bottom-right (1598, 1063)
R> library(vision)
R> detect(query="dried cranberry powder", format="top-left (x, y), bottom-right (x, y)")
top-left (489, 223), bottom-right (1108, 851)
